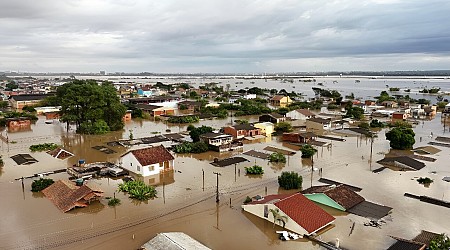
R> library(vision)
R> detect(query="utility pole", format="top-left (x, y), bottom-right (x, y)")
top-left (234, 164), bottom-right (237, 182)
top-left (202, 169), bottom-right (205, 191)
top-left (213, 172), bottom-right (221, 203)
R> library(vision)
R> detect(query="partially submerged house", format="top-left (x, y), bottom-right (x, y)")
top-left (286, 109), bottom-right (316, 120)
top-left (140, 232), bottom-right (211, 250)
top-left (282, 132), bottom-right (317, 144)
top-left (120, 145), bottom-right (175, 177)
top-left (11, 154), bottom-right (38, 165)
top-left (258, 113), bottom-right (286, 124)
top-left (42, 180), bottom-right (103, 213)
top-left (223, 124), bottom-right (261, 139)
top-left (47, 148), bottom-right (74, 160)
top-left (199, 132), bottom-right (243, 152)
top-left (301, 185), bottom-right (365, 212)
top-left (269, 95), bottom-right (292, 107)
top-left (377, 156), bottom-right (426, 171)
top-left (242, 193), bottom-right (335, 236)
top-left (306, 117), bottom-right (332, 133)
top-left (253, 122), bottom-right (274, 136)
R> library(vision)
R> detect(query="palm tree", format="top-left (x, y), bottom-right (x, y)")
top-left (269, 208), bottom-right (288, 228)
top-left (367, 132), bottom-right (378, 170)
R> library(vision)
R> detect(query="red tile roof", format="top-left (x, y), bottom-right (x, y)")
top-left (274, 193), bottom-right (335, 234)
top-left (129, 145), bottom-right (174, 166)
top-left (42, 180), bottom-right (103, 212)
top-left (271, 95), bottom-right (285, 101)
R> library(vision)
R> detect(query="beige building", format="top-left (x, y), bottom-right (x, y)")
top-left (306, 117), bottom-right (332, 133)
top-left (270, 95), bottom-right (293, 107)
top-left (253, 122), bottom-right (274, 136)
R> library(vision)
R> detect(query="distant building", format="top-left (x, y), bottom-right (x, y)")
top-left (199, 132), bottom-right (242, 152)
top-left (282, 132), bottom-right (317, 143)
top-left (306, 117), bottom-right (332, 133)
top-left (286, 109), bottom-right (316, 120)
top-left (253, 122), bottom-right (274, 136)
top-left (223, 124), bottom-right (261, 139)
top-left (258, 113), bottom-right (286, 124)
top-left (141, 232), bottom-right (211, 250)
top-left (269, 95), bottom-right (292, 107)
top-left (8, 94), bottom-right (51, 111)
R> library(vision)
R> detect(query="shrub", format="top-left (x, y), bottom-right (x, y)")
top-left (245, 165), bottom-right (264, 175)
top-left (370, 119), bottom-right (385, 128)
top-left (358, 122), bottom-right (370, 129)
top-left (417, 177), bottom-right (433, 184)
top-left (167, 115), bottom-right (199, 124)
top-left (243, 196), bottom-right (252, 204)
top-left (269, 152), bottom-right (286, 163)
top-left (278, 171), bottom-right (302, 190)
top-left (173, 141), bottom-right (209, 153)
top-left (31, 178), bottom-right (54, 192)
top-left (29, 143), bottom-right (59, 152)
top-left (108, 198), bottom-right (121, 206)
top-left (118, 180), bottom-right (157, 201)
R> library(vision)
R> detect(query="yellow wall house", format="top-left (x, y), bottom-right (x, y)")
top-left (253, 122), bottom-right (274, 136)
top-left (270, 95), bottom-right (292, 107)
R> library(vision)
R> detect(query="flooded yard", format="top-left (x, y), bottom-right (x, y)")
top-left (0, 113), bottom-right (449, 250)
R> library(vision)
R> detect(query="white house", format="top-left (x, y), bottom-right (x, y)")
top-left (242, 193), bottom-right (335, 236)
top-left (199, 132), bottom-right (233, 147)
top-left (120, 145), bottom-right (175, 177)
top-left (286, 109), bottom-right (316, 120)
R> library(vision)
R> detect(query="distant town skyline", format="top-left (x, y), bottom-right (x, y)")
top-left (1, 0), bottom-right (450, 73)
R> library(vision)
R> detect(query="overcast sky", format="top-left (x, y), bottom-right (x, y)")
top-left (1, 0), bottom-right (449, 73)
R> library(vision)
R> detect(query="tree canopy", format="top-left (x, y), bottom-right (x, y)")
top-left (189, 125), bottom-right (214, 142)
top-left (300, 144), bottom-right (317, 158)
top-left (57, 80), bottom-right (126, 134)
top-left (385, 126), bottom-right (415, 150)
top-left (278, 171), bottom-right (302, 190)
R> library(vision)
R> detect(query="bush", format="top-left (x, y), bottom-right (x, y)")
top-left (358, 122), bottom-right (370, 129)
top-left (31, 178), bottom-right (54, 192)
top-left (108, 198), bottom-right (121, 206)
top-left (243, 196), bottom-right (252, 204)
top-left (245, 165), bottom-right (264, 175)
top-left (300, 144), bottom-right (317, 158)
top-left (173, 141), bottom-right (209, 153)
top-left (118, 180), bottom-right (157, 201)
top-left (167, 115), bottom-right (199, 124)
top-left (79, 120), bottom-right (110, 134)
top-left (278, 171), bottom-right (302, 190)
top-left (269, 152), bottom-right (286, 163)
top-left (417, 177), bottom-right (433, 184)
top-left (370, 119), bottom-right (385, 128)
top-left (430, 234), bottom-right (450, 250)
top-left (189, 125), bottom-right (214, 142)
top-left (29, 143), bottom-right (59, 152)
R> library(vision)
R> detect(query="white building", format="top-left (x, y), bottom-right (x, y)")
top-left (120, 145), bottom-right (175, 177)
top-left (286, 109), bottom-right (316, 120)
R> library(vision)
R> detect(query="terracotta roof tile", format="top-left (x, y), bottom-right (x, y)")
top-left (274, 193), bottom-right (335, 234)
top-left (42, 180), bottom-right (103, 212)
top-left (129, 145), bottom-right (174, 166)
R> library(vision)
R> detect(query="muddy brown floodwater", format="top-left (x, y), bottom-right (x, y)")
top-left (0, 114), bottom-right (449, 250)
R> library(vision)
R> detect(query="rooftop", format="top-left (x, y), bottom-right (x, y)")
top-left (141, 232), bottom-right (211, 250)
top-left (302, 185), bottom-right (365, 210)
top-left (125, 145), bottom-right (174, 166)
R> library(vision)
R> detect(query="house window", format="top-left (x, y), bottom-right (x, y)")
top-left (264, 205), bottom-right (268, 218)
top-left (137, 165), bottom-right (140, 171)
top-left (149, 166), bottom-right (154, 171)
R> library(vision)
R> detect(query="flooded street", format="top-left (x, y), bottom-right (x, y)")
top-left (0, 111), bottom-right (449, 250)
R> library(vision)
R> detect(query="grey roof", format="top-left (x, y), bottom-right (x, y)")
top-left (377, 156), bottom-right (426, 171)
top-left (11, 154), bottom-right (38, 165)
top-left (10, 94), bottom-right (51, 101)
top-left (387, 237), bottom-right (425, 250)
top-left (135, 104), bottom-right (161, 111)
top-left (141, 232), bottom-right (210, 250)
top-left (347, 200), bottom-right (392, 220)
top-left (307, 117), bottom-right (331, 124)
top-left (200, 132), bottom-right (232, 139)
top-left (232, 123), bottom-right (257, 131)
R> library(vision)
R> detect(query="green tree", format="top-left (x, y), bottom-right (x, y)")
top-left (370, 119), bottom-right (385, 128)
top-left (31, 178), bottom-right (54, 192)
top-left (385, 126), bottom-right (415, 150)
top-left (189, 125), bottom-right (214, 142)
top-left (345, 104), bottom-right (364, 120)
top-left (274, 122), bottom-right (293, 134)
top-left (429, 234), bottom-right (450, 250)
top-left (57, 80), bottom-right (126, 134)
top-left (358, 122), bottom-right (370, 129)
top-left (244, 165), bottom-right (264, 175)
top-left (118, 180), bottom-right (157, 201)
top-left (300, 144), bottom-right (317, 158)
top-left (278, 171), bottom-right (303, 190)
top-left (0, 101), bottom-right (8, 109)
top-left (269, 152), bottom-right (286, 163)
top-left (5, 82), bottom-right (18, 91)
top-left (22, 105), bottom-right (36, 113)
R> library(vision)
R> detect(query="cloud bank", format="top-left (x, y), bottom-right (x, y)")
top-left (1, 0), bottom-right (449, 72)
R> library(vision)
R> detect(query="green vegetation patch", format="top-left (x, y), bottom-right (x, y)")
top-left (29, 143), bottom-right (59, 152)
top-left (118, 180), bottom-right (157, 201)
top-left (269, 152), bottom-right (286, 163)
top-left (245, 165), bottom-right (264, 175)
top-left (173, 141), bottom-right (209, 153)
top-left (278, 171), bottom-right (302, 190)
top-left (31, 178), bottom-right (55, 192)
